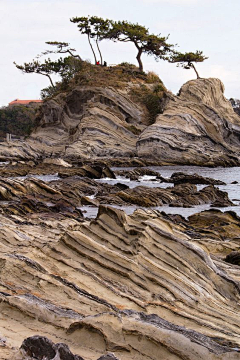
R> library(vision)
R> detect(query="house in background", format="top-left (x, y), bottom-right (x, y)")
top-left (9, 99), bottom-right (43, 106)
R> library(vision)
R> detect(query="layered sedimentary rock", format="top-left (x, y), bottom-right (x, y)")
top-left (1, 203), bottom-right (240, 359)
top-left (30, 87), bottom-right (146, 159)
top-left (1, 77), bottom-right (240, 166)
top-left (137, 78), bottom-right (240, 165)
top-left (1, 73), bottom-right (240, 360)
top-left (99, 183), bottom-right (233, 207)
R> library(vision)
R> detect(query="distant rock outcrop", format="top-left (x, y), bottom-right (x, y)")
top-left (230, 98), bottom-right (240, 117)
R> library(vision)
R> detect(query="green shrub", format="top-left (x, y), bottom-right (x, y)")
top-left (153, 83), bottom-right (165, 93)
top-left (118, 62), bottom-right (138, 70)
top-left (124, 125), bottom-right (142, 135)
top-left (130, 84), bottom-right (165, 124)
top-left (0, 105), bottom-right (39, 138)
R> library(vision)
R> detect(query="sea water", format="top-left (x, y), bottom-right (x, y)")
top-left (82, 166), bottom-right (240, 219)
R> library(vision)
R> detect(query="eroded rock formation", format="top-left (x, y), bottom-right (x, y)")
top-left (0, 163), bottom-right (233, 214)
top-left (138, 78), bottom-right (240, 165)
top-left (1, 72), bottom-right (240, 360)
top-left (0, 202), bottom-right (240, 359)
top-left (1, 77), bottom-right (240, 166)
top-left (31, 86), bottom-right (146, 160)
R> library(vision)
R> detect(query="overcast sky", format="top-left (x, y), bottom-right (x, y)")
top-left (1, 0), bottom-right (240, 107)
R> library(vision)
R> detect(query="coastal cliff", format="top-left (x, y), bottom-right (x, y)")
top-left (30, 76), bottom-right (240, 166)
top-left (1, 69), bottom-right (240, 358)
top-left (1, 66), bottom-right (240, 166)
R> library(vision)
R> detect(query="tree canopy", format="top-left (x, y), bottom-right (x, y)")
top-left (0, 105), bottom-right (38, 139)
top-left (169, 51), bottom-right (208, 79)
top-left (14, 58), bottom-right (67, 87)
top-left (14, 56), bottom-right (83, 89)
top-left (41, 41), bottom-right (82, 60)
top-left (101, 20), bottom-right (174, 71)
top-left (14, 16), bottom-right (208, 102)
top-left (70, 16), bottom-right (110, 64)
top-left (59, 56), bottom-right (83, 83)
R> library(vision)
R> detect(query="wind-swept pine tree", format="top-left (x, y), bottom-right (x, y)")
top-left (169, 51), bottom-right (208, 79)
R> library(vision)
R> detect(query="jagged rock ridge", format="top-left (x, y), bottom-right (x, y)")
top-left (1, 205), bottom-right (240, 359)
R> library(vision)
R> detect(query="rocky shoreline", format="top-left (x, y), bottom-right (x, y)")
top-left (0, 161), bottom-right (234, 215)
top-left (0, 159), bottom-right (240, 359)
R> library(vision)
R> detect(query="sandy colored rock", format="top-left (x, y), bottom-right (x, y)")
top-left (137, 78), bottom-right (240, 165)
top-left (42, 158), bottom-right (72, 167)
top-left (1, 78), bottom-right (240, 166)
top-left (30, 87), bottom-right (145, 160)
top-left (0, 205), bottom-right (240, 359)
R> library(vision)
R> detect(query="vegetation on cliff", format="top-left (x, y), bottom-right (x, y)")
top-left (42, 41), bottom-right (82, 60)
top-left (0, 104), bottom-right (38, 139)
top-left (12, 17), bottom-right (208, 140)
top-left (71, 16), bottom-right (174, 71)
top-left (14, 16), bottom-right (207, 103)
top-left (169, 50), bottom-right (208, 79)
top-left (70, 16), bottom-right (110, 65)
top-left (40, 61), bottom-right (166, 126)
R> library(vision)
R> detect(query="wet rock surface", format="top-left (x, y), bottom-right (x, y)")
top-left (103, 183), bottom-right (234, 208)
top-left (113, 168), bottom-right (227, 185)
top-left (0, 161), bottom-right (233, 216)
top-left (170, 171), bottom-right (226, 185)
top-left (114, 167), bottom-right (165, 181)
top-left (0, 161), bottom-right (115, 179)
top-left (58, 164), bottom-right (116, 179)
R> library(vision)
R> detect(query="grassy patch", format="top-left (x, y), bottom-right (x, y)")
top-left (41, 61), bottom-right (166, 100)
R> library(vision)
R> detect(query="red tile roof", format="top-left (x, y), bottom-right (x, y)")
top-left (9, 99), bottom-right (43, 105)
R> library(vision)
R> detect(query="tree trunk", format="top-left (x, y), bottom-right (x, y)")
top-left (59, 49), bottom-right (82, 61)
top-left (68, 50), bottom-right (82, 61)
top-left (88, 33), bottom-right (97, 64)
top-left (39, 72), bottom-right (54, 87)
top-left (191, 63), bottom-right (200, 79)
top-left (46, 74), bottom-right (54, 87)
top-left (96, 39), bottom-right (103, 65)
top-left (136, 48), bottom-right (143, 71)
